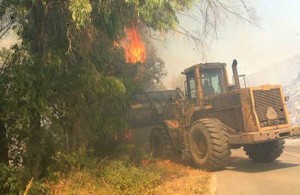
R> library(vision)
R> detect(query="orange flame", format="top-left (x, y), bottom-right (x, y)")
top-left (120, 28), bottom-right (146, 64)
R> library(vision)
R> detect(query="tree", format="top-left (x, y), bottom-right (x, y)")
top-left (0, 3), bottom-right (15, 39)
top-left (128, 38), bottom-right (167, 91)
top-left (0, 48), bottom-right (11, 165)
top-left (0, 0), bottom-right (256, 178)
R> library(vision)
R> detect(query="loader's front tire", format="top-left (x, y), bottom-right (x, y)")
top-left (189, 119), bottom-right (230, 171)
top-left (150, 126), bottom-right (173, 158)
top-left (244, 139), bottom-right (285, 162)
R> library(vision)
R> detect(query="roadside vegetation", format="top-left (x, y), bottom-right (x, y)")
top-left (43, 159), bottom-right (210, 195)
top-left (0, 150), bottom-right (211, 195)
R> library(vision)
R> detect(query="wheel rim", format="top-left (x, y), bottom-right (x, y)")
top-left (192, 130), bottom-right (208, 159)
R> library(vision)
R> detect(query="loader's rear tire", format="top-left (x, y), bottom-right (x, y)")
top-left (244, 139), bottom-right (285, 162)
top-left (150, 126), bottom-right (173, 158)
top-left (189, 119), bottom-right (230, 171)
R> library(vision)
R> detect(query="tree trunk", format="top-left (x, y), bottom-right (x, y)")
top-left (68, 121), bottom-right (78, 153)
top-left (28, 112), bottom-right (42, 178)
top-left (27, 0), bottom-right (45, 178)
top-left (0, 119), bottom-right (8, 164)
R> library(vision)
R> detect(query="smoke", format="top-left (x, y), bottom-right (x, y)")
top-left (152, 0), bottom-right (300, 89)
top-left (0, 30), bottom-right (19, 48)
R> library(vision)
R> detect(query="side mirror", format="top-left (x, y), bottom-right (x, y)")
top-left (284, 96), bottom-right (290, 102)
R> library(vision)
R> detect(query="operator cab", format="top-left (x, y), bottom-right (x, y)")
top-left (183, 63), bottom-right (230, 105)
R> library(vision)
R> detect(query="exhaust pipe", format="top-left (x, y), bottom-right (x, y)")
top-left (232, 59), bottom-right (241, 90)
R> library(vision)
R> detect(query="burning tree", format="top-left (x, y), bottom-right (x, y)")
top-left (120, 28), bottom-right (147, 64)
top-left (0, 0), bottom-right (256, 180)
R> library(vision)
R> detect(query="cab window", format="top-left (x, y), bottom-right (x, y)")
top-left (189, 78), bottom-right (196, 98)
top-left (201, 69), bottom-right (225, 96)
top-left (185, 71), bottom-right (196, 100)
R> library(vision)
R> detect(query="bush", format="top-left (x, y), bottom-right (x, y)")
top-left (46, 158), bottom-right (165, 195)
top-left (98, 160), bottom-right (162, 194)
top-left (0, 163), bottom-right (23, 194)
top-left (0, 164), bottom-right (46, 195)
top-left (48, 150), bottom-right (97, 175)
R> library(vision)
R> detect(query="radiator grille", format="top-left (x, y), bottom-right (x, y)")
top-left (253, 88), bottom-right (287, 127)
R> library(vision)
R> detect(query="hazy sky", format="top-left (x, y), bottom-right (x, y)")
top-left (1, 0), bottom-right (300, 83)
top-left (154, 0), bottom-right (300, 83)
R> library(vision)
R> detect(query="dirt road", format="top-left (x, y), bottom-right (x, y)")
top-left (212, 138), bottom-right (300, 195)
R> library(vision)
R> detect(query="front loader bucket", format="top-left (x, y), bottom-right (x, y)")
top-left (127, 90), bottom-right (180, 128)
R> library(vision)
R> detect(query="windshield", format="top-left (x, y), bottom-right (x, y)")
top-left (201, 69), bottom-right (225, 96)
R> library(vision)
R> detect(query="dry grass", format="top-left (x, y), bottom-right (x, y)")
top-left (154, 160), bottom-right (211, 195)
top-left (46, 171), bottom-right (114, 195)
top-left (46, 160), bottom-right (211, 195)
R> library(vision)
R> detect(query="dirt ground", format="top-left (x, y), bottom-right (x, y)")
top-left (154, 160), bottom-right (211, 195)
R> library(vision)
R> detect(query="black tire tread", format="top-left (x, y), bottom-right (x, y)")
top-left (150, 126), bottom-right (174, 158)
top-left (243, 139), bottom-right (285, 162)
top-left (190, 118), bottom-right (230, 171)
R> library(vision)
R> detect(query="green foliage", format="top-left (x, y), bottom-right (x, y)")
top-left (126, 0), bottom-right (194, 31)
top-left (0, 0), bottom-right (189, 179)
top-left (49, 150), bottom-right (97, 175)
top-left (99, 160), bottom-right (162, 194)
top-left (69, 0), bottom-right (92, 28)
top-left (0, 163), bottom-right (47, 194)
top-left (43, 151), bottom-right (164, 194)
top-left (0, 163), bottom-right (23, 194)
top-left (137, 44), bottom-right (167, 90)
top-left (27, 180), bottom-right (47, 195)
top-left (45, 158), bottom-right (166, 195)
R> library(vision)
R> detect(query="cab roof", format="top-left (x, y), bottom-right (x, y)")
top-left (182, 63), bottom-right (226, 75)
